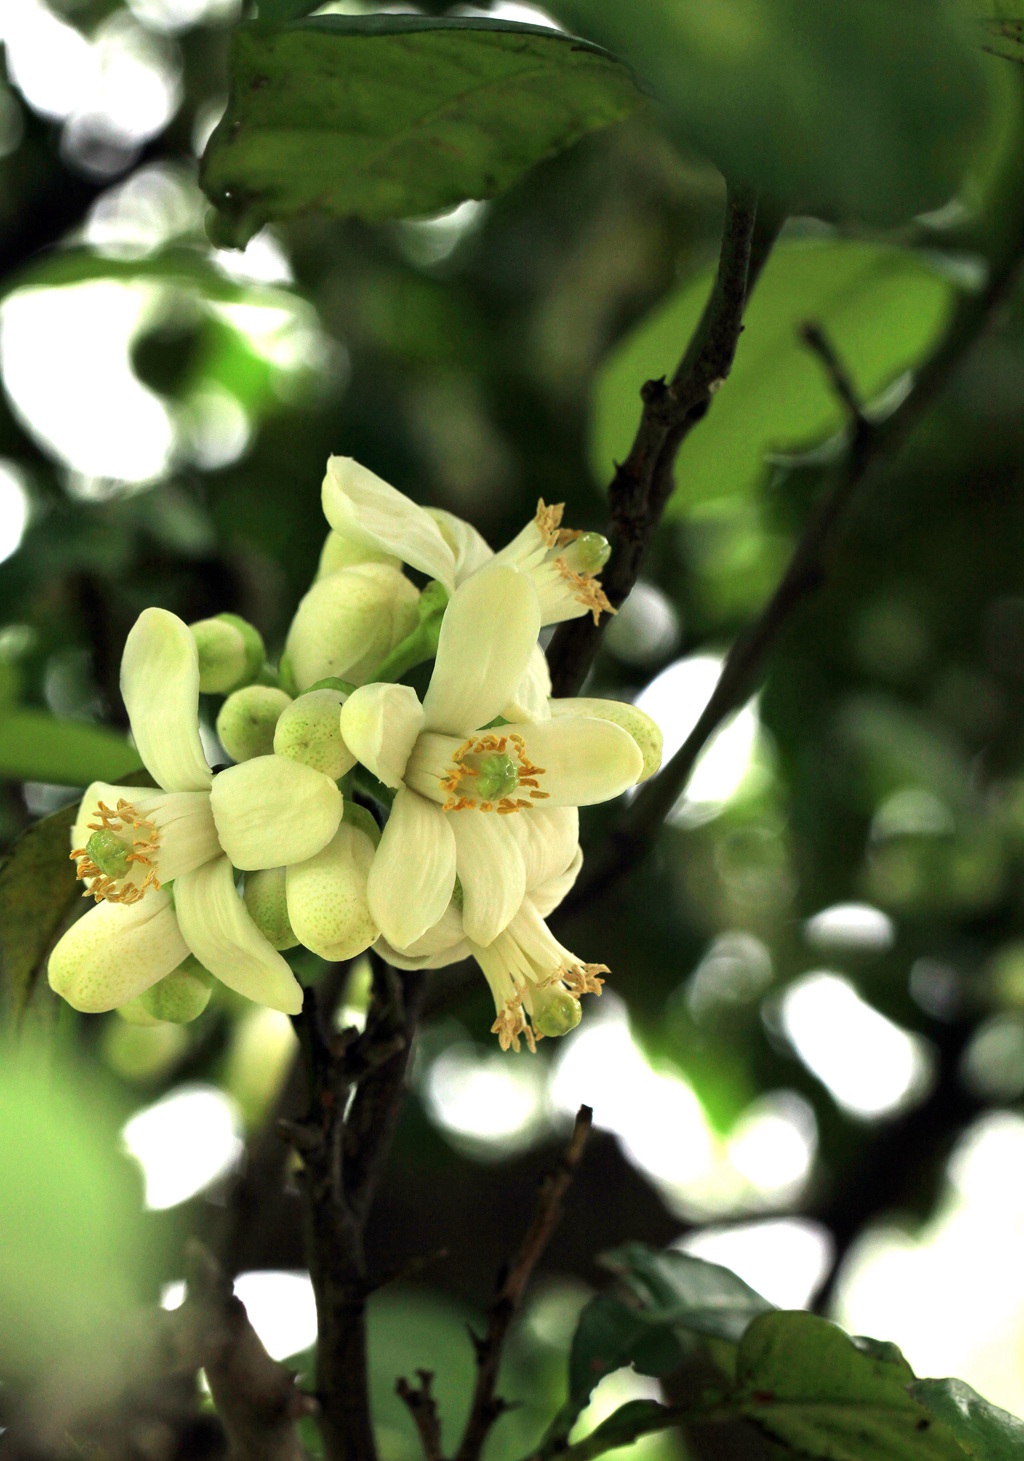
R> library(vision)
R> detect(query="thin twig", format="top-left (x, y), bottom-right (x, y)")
top-left (546, 188), bottom-right (782, 699)
top-left (567, 179), bottom-right (1024, 910)
top-left (396, 1371), bottom-right (444, 1461)
top-left (799, 320), bottom-right (871, 457)
top-left (454, 1107), bottom-right (594, 1461)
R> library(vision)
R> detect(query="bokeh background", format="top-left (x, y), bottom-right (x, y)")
top-left (3, 0), bottom-right (1024, 1451)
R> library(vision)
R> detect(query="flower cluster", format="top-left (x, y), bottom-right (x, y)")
top-left (48, 458), bottom-right (662, 1051)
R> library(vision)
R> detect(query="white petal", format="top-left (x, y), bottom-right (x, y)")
top-left (120, 607), bottom-right (212, 792)
top-left (510, 807), bottom-right (579, 892)
top-left (210, 756), bottom-right (342, 871)
top-left (368, 788), bottom-right (456, 950)
top-left (48, 891), bottom-right (188, 1013)
top-left (339, 683), bottom-right (425, 788)
top-left (286, 823), bottom-right (378, 962)
top-left (322, 457), bottom-right (457, 590)
top-left (502, 642), bottom-right (552, 723)
top-left (147, 792), bottom-right (221, 879)
top-left (451, 813), bottom-right (525, 946)
top-left (174, 857), bottom-right (303, 1014)
top-left (284, 563), bottom-right (420, 691)
top-left (378, 900), bottom-right (466, 960)
top-left (376, 933), bottom-right (470, 971)
top-left (531, 846), bottom-right (583, 919)
top-left (550, 696), bottom-right (663, 781)
top-left (427, 508), bottom-right (493, 583)
top-left (513, 717), bottom-right (644, 806)
top-left (422, 564), bottom-right (541, 736)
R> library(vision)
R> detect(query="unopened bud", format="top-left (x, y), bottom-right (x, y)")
top-left (560, 532), bottom-right (611, 576)
top-left (243, 867), bottom-right (298, 951)
top-left (317, 529), bottom-right (400, 578)
top-left (531, 984), bottom-right (582, 1039)
top-left (285, 822), bottom-right (377, 962)
top-left (191, 614), bottom-right (266, 694)
top-left (274, 688), bottom-right (355, 780)
top-left (217, 686), bottom-right (293, 763)
top-left (550, 696), bottom-right (663, 782)
top-left (142, 958), bottom-right (213, 1023)
top-left (284, 563), bottom-right (419, 692)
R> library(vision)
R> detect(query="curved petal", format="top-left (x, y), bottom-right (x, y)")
top-left (120, 607), bottom-right (212, 793)
top-left (376, 933), bottom-right (471, 971)
top-left (147, 792), bottom-right (222, 880)
top-left (502, 643), bottom-right (552, 723)
top-left (427, 508), bottom-right (493, 583)
top-left (510, 806), bottom-right (579, 892)
top-left (378, 900), bottom-right (466, 960)
top-left (340, 683), bottom-right (424, 788)
top-left (451, 813), bottom-right (525, 946)
top-left (550, 696), bottom-right (663, 781)
top-left (211, 756), bottom-right (342, 871)
top-left (368, 787), bottom-right (456, 950)
top-left (512, 717), bottom-right (644, 806)
top-left (286, 823), bottom-right (378, 962)
top-left (48, 891), bottom-right (188, 1013)
top-left (174, 857), bottom-right (303, 1014)
top-left (530, 846), bottom-right (583, 919)
top-left (422, 564), bottom-right (541, 736)
top-left (322, 457), bottom-right (456, 591)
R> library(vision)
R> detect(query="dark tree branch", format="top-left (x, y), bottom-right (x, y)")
top-left (289, 959), bottom-right (427, 1461)
top-left (454, 1106), bottom-right (594, 1461)
top-left (167, 1241), bottom-right (316, 1461)
top-left (396, 1372), bottom-right (444, 1461)
top-left (546, 188), bottom-right (781, 699)
top-left (568, 179), bottom-right (1024, 911)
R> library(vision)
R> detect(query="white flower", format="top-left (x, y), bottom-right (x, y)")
top-left (339, 564), bottom-right (643, 953)
top-left (48, 608), bottom-right (343, 1017)
top-left (380, 807), bottom-right (605, 1053)
top-left (321, 456), bottom-right (614, 628)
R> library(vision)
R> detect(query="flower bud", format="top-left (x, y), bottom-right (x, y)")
top-left (317, 529), bottom-right (400, 578)
top-left (274, 688), bottom-right (355, 780)
top-left (191, 614), bottom-right (266, 694)
top-left (217, 686), bottom-right (293, 763)
top-left (286, 822), bottom-right (377, 962)
top-left (284, 563), bottom-right (419, 692)
top-left (243, 866), bottom-right (299, 951)
top-left (550, 697), bottom-right (663, 782)
top-left (530, 983), bottom-right (582, 1039)
top-left (118, 957), bottom-right (214, 1025)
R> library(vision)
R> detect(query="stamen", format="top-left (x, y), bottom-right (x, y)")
top-left (442, 733), bottom-right (545, 814)
top-left (71, 799), bottom-right (161, 904)
top-left (554, 557), bottom-right (616, 626)
top-left (561, 963), bottom-right (608, 998)
top-left (533, 498), bottom-right (566, 549)
top-left (491, 992), bottom-right (539, 1054)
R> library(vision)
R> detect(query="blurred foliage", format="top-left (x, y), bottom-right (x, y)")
top-left (5, 0), bottom-right (1024, 1449)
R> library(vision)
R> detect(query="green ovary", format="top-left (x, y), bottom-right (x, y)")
top-left (475, 752), bottom-right (520, 802)
top-left (85, 828), bottom-right (132, 879)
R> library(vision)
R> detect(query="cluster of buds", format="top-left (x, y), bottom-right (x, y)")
top-left (48, 458), bottom-right (663, 1053)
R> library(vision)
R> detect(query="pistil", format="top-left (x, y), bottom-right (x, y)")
top-left (71, 798), bottom-right (161, 904)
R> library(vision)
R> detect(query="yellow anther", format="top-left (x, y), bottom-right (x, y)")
top-left (554, 557), bottom-right (616, 626)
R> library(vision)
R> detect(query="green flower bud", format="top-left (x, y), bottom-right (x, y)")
top-left (243, 866), bottom-right (299, 951)
top-left (116, 958), bottom-right (214, 1025)
top-left (285, 822), bottom-right (377, 962)
top-left (217, 685), bottom-right (293, 763)
top-left (561, 532), bottom-right (612, 576)
top-left (190, 614), bottom-right (266, 694)
top-left (531, 984), bottom-right (582, 1039)
top-left (550, 696), bottom-right (663, 782)
top-left (274, 688), bottom-right (355, 780)
top-left (317, 528), bottom-right (400, 578)
top-left (284, 563), bottom-right (420, 692)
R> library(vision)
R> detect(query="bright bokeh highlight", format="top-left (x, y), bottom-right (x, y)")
top-left (122, 1083), bottom-right (243, 1209)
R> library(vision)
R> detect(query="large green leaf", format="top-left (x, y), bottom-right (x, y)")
top-left (567, 1292), bottom-right (685, 1415)
top-left (0, 709), bottom-right (141, 786)
top-left (200, 17), bottom-right (648, 246)
top-left (548, 0), bottom-right (990, 224)
top-left (911, 1379), bottom-right (1024, 1460)
top-left (592, 238), bottom-right (958, 510)
top-left (968, 3), bottom-right (1024, 62)
top-left (734, 1313), bottom-right (964, 1461)
top-left (602, 1244), bottom-right (774, 1343)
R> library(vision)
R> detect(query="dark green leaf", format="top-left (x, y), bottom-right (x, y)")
top-left (548, 0), bottom-right (991, 224)
top-left (568, 1292), bottom-right (685, 1414)
top-left (576, 1399), bottom-right (678, 1454)
top-left (735, 1312), bottom-right (964, 1461)
top-left (592, 238), bottom-right (958, 510)
top-left (602, 1243), bottom-right (774, 1343)
top-left (911, 1378), bottom-right (1024, 1460)
top-left (968, 3), bottom-right (1024, 62)
top-left (200, 17), bottom-right (648, 245)
top-left (0, 709), bottom-right (141, 786)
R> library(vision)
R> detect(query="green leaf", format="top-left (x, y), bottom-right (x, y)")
top-left (735, 1313), bottom-right (965, 1461)
top-left (568, 1291), bottom-right (685, 1414)
top-left (0, 708), bottom-right (141, 786)
top-left (200, 17), bottom-right (648, 245)
top-left (967, 3), bottom-right (1024, 62)
top-left (547, 0), bottom-right (991, 224)
top-left (0, 245), bottom-right (293, 306)
top-left (602, 1243), bottom-right (775, 1343)
top-left (911, 1378), bottom-right (1024, 1460)
top-left (576, 1399), bottom-right (677, 1454)
top-left (592, 238), bottom-right (958, 510)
